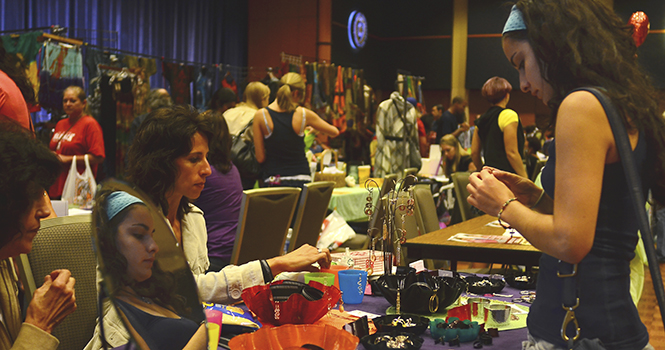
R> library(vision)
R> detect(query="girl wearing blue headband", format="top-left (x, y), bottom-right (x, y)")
top-left (468, 0), bottom-right (664, 349)
top-left (87, 105), bottom-right (333, 349)
top-left (94, 190), bottom-right (205, 350)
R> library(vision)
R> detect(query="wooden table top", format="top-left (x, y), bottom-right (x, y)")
top-left (403, 214), bottom-right (542, 266)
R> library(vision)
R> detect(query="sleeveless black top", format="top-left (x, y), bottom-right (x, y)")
top-left (530, 133), bottom-right (650, 349)
top-left (475, 106), bottom-right (524, 174)
top-left (262, 108), bottom-right (310, 177)
top-left (115, 298), bottom-right (199, 350)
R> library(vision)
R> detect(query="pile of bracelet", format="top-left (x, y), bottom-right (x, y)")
top-left (512, 290), bottom-right (537, 304)
top-left (360, 332), bottom-right (424, 350)
top-left (391, 317), bottom-right (417, 328)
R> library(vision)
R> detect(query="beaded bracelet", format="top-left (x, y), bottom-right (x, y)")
top-left (497, 197), bottom-right (518, 229)
top-left (531, 189), bottom-right (545, 209)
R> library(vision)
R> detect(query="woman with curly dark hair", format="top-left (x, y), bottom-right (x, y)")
top-left (467, 1), bottom-right (665, 349)
top-left (91, 189), bottom-right (205, 350)
top-left (0, 40), bottom-right (36, 131)
top-left (85, 105), bottom-right (331, 348)
top-left (0, 119), bottom-right (76, 349)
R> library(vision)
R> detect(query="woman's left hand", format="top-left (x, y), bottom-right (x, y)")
top-left (466, 168), bottom-right (516, 216)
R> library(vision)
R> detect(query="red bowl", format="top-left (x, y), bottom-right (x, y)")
top-left (241, 280), bottom-right (341, 326)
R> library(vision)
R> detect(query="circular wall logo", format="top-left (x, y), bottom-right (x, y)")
top-left (347, 11), bottom-right (368, 50)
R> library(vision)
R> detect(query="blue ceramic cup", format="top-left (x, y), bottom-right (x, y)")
top-left (338, 269), bottom-right (368, 304)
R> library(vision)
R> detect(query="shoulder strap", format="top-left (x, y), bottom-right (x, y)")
top-left (298, 107), bottom-right (306, 136)
top-left (261, 109), bottom-right (272, 137)
top-left (575, 86), bottom-right (665, 328)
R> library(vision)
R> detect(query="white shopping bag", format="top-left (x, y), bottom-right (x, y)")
top-left (317, 210), bottom-right (356, 250)
top-left (61, 155), bottom-right (96, 209)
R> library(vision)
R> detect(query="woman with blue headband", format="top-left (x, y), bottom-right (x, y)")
top-left (467, 0), bottom-right (665, 349)
top-left (87, 105), bottom-right (332, 349)
top-left (92, 190), bottom-right (205, 350)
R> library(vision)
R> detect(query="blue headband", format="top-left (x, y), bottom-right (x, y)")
top-left (106, 191), bottom-right (144, 221)
top-left (502, 5), bottom-right (527, 35)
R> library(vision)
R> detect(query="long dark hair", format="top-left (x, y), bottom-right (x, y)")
top-left (93, 189), bottom-right (189, 315)
top-left (0, 119), bottom-right (60, 247)
top-left (201, 110), bottom-right (232, 174)
top-left (506, 0), bottom-right (665, 203)
top-left (0, 40), bottom-right (35, 105)
top-left (126, 105), bottom-right (214, 221)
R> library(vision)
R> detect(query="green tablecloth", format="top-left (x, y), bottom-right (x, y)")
top-left (328, 187), bottom-right (379, 222)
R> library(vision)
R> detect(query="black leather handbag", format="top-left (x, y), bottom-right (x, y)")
top-left (230, 121), bottom-right (261, 180)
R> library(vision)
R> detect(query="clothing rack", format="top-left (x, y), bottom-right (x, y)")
top-left (4, 25), bottom-right (250, 73)
top-left (396, 70), bottom-right (425, 105)
top-left (97, 64), bottom-right (136, 78)
top-left (37, 33), bottom-right (85, 47)
top-left (92, 45), bottom-right (247, 72)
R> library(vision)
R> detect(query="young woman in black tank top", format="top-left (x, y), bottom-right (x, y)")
top-left (253, 72), bottom-right (339, 188)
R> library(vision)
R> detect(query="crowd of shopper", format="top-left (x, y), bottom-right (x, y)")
top-left (3, 1), bottom-right (665, 348)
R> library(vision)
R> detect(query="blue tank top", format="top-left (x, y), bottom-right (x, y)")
top-left (530, 133), bottom-right (650, 349)
top-left (115, 298), bottom-right (199, 350)
top-left (262, 107), bottom-right (310, 177)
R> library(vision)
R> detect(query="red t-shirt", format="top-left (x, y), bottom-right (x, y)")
top-left (0, 70), bottom-right (32, 131)
top-left (48, 115), bottom-right (105, 197)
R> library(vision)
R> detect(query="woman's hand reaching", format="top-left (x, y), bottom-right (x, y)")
top-left (267, 244), bottom-right (331, 276)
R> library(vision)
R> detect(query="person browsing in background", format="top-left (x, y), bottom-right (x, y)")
top-left (471, 76), bottom-right (527, 178)
top-left (524, 136), bottom-right (541, 179)
top-left (195, 110), bottom-right (243, 272)
top-left (0, 40), bottom-right (58, 218)
top-left (427, 104), bottom-right (443, 144)
top-left (0, 120), bottom-right (76, 349)
top-left (420, 104), bottom-right (435, 137)
top-left (93, 190), bottom-right (206, 350)
top-left (223, 82), bottom-right (271, 189)
top-left (439, 134), bottom-right (476, 178)
top-left (431, 97), bottom-right (469, 144)
top-left (223, 81), bottom-right (270, 136)
top-left (467, 1), bottom-right (665, 348)
top-left (129, 88), bottom-right (172, 147)
top-left (0, 40), bottom-right (35, 131)
top-left (253, 72), bottom-right (339, 189)
top-left (48, 85), bottom-right (105, 199)
top-left (87, 105), bottom-right (333, 349)
top-left (406, 97), bottom-right (429, 157)
top-left (209, 87), bottom-right (237, 115)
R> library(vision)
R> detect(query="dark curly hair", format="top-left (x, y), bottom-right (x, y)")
top-left (506, 0), bottom-right (665, 204)
top-left (201, 110), bottom-right (232, 174)
top-left (0, 40), bottom-right (35, 105)
top-left (0, 119), bottom-right (60, 247)
top-left (93, 189), bottom-right (189, 315)
top-left (126, 105), bottom-right (214, 222)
